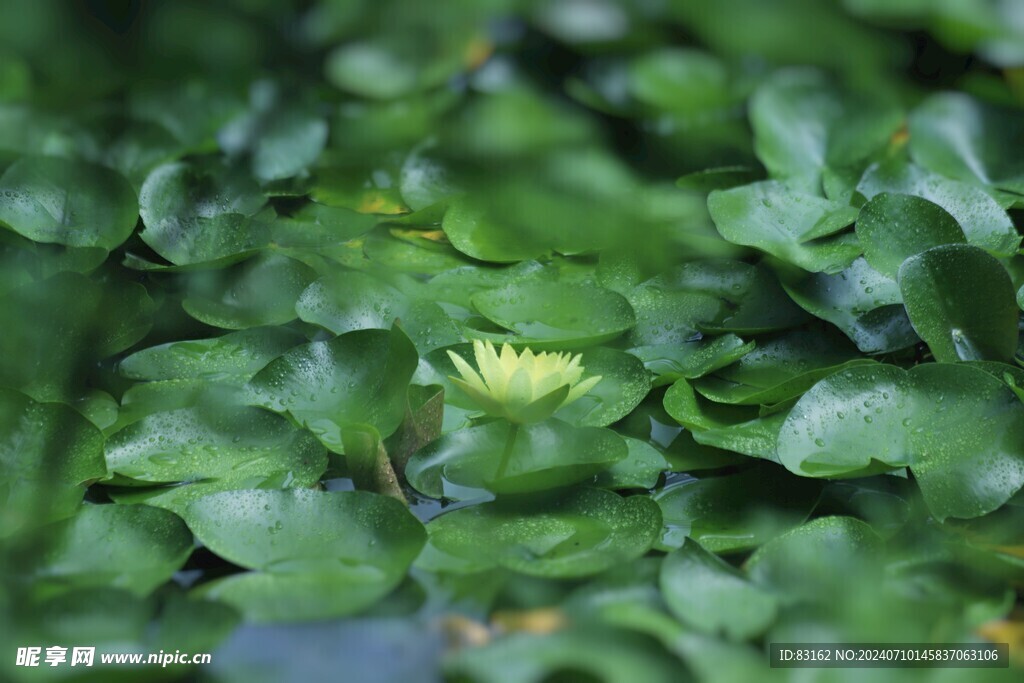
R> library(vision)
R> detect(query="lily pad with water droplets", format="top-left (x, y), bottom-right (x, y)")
top-left (469, 281), bottom-right (636, 349)
top-left (406, 418), bottom-right (627, 498)
top-left (856, 193), bottom-right (966, 279)
top-left (898, 244), bottom-right (1018, 363)
top-left (857, 158), bottom-right (1020, 256)
top-left (707, 180), bottom-right (861, 273)
top-left (247, 326), bottom-right (418, 451)
top-left (0, 156), bottom-right (138, 250)
top-left (104, 404), bottom-right (327, 513)
top-left (183, 489), bottom-right (425, 621)
top-left (778, 363), bottom-right (1024, 520)
top-left (119, 327), bottom-right (305, 383)
top-left (295, 270), bottom-right (461, 353)
top-left (0, 388), bottom-right (106, 533)
top-left (691, 329), bottom-right (871, 405)
top-left (139, 159), bottom-right (268, 265)
top-left (31, 503), bottom-right (193, 597)
top-left (182, 253), bottom-right (317, 330)
top-left (427, 488), bottom-right (661, 578)
top-left (783, 257), bottom-right (919, 355)
top-left (660, 539), bottom-right (778, 640)
top-left (653, 464), bottom-right (822, 553)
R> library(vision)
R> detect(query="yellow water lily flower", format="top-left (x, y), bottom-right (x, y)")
top-left (447, 340), bottom-right (602, 424)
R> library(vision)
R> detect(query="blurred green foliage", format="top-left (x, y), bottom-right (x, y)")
top-left (1, 1), bottom-right (1024, 681)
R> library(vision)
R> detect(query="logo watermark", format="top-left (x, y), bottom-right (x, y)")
top-left (15, 647), bottom-right (211, 668)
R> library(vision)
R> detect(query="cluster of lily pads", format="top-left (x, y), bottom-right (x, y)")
top-left (2, 1), bottom-right (1024, 681)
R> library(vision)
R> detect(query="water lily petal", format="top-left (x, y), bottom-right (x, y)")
top-left (448, 350), bottom-right (489, 395)
top-left (517, 384), bottom-right (571, 423)
top-left (475, 340), bottom-right (507, 397)
top-left (504, 367), bottom-right (534, 413)
top-left (563, 374), bottom-right (602, 406)
top-left (449, 377), bottom-right (507, 417)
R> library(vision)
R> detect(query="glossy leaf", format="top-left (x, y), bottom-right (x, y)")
top-left (0, 156), bottom-right (138, 250)
top-left (707, 181), bottom-right (861, 273)
top-left (248, 326), bottom-right (418, 451)
top-left (691, 329), bottom-right (870, 405)
top-left (553, 347), bottom-right (651, 427)
top-left (296, 270), bottom-right (461, 353)
top-left (182, 253), bottom-right (317, 330)
top-left (469, 281), bottom-right (635, 349)
top-left (139, 159), bottom-right (267, 265)
top-left (105, 405), bottom-right (326, 485)
top-left (898, 244), bottom-right (1018, 363)
top-left (663, 379), bottom-right (786, 461)
top-left (184, 489), bottom-right (425, 621)
top-left (909, 92), bottom-right (1024, 195)
top-left (856, 193), bottom-right (965, 278)
top-left (33, 504), bottom-right (193, 597)
top-left (427, 488), bottom-right (661, 577)
top-left (653, 465), bottom-right (822, 553)
top-left (858, 158), bottom-right (1020, 256)
top-left (660, 540), bottom-right (778, 640)
top-left (406, 418), bottom-right (627, 498)
top-left (0, 389), bottom-right (106, 532)
top-left (778, 363), bottom-right (1024, 520)
top-left (630, 334), bottom-right (754, 384)
top-left (783, 257), bottom-right (919, 354)
top-left (119, 327), bottom-right (304, 383)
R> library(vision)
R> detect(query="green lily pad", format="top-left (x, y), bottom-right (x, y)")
top-left (629, 335), bottom-right (755, 385)
top-left (745, 516), bottom-right (881, 604)
top-left (270, 202), bottom-right (377, 248)
top-left (707, 181), bottom-right (861, 273)
top-left (182, 253), bottom-right (317, 330)
top-left (677, 166), bottom-right (762, 193)
top-left (653, 465), bottom-right (821, 553)
top-left (363, 227), bottom-right (471, 276)
top-left (777, 363), bottom-right (1024, 520)
top-left (119, 327), bottom-right (304, 383)
top-left (104, 405), bottom-right (326, 485)
top-left (554, 347), bottom-right (651, 427)
top-left (660, 539), bottom-right (778, 640)
top-left (469, 281), bottom-right (635, 349)
top-left (856, 193), bottom-right (966, 279)
top-left (32, 503), bottom-right (193, 597)
top-left (183, 489), bottom-right (425, 622)
top-left (0, 155), bottom-right (138, 250)
top-left (909, 92), bottom-right (1024, 196)
top-left (857, 158), bottom-right (1020, 255)
top-left (406, 418), bottom-right (627, 498)
top-left (636, 260), bottom-right (810, 335)
top-left (595, 436), bottom-right (671, 490)
top-left (750, 69), bottom-right (902, 192)
top-left (0, 272), bottom-right (155, 400)
top-left (218, 82), bottom-right (327, 182)
top-left (427, 488), bottom-right (661, 577)
top-left (783, 256), bottom-right (919, 354)
top-left (445, 628), bottom-right (681, 683)
top-left (663, 379), bottom-right (787, 461)
top-left (248, 326), bottom-right (418, 451)
top-left (629, 48), bottom-right (736, 113)
top-left (625, 284), bottom-right (722, 347)
top-left (295, 270), bottom-right (462, 353)
top-left (442, 197), bottom-right (549, 263)
top-left (139, 159), bottom-right (268, 265)
top-left (898, 244), bottom-right (1018, 363)
top-left (0, 389), bottom-right (106, 533)
top-left (691, 329), bottom-right (872, 405)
